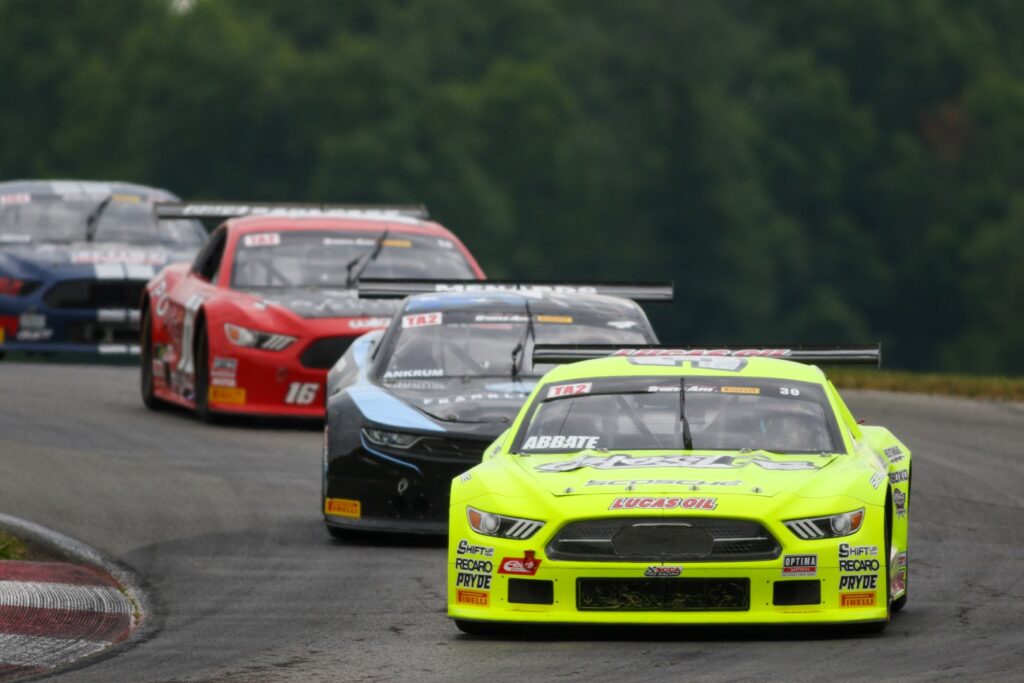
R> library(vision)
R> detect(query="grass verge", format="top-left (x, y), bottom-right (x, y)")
top-left (0, 529), bottom-right (29, 560)
top-left (829, 369), bottom-right (1024, 401)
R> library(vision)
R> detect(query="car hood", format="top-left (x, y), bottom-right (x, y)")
top-left (512, 451), bottom-right (845, 500)
top-left (385, 378), bottom-right (536, 426)
top-left (1, 241), bottom-right (194, 277)
top-left (254, 287), bottom-right (402, 319)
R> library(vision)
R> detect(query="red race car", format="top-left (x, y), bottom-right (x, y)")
top-left (141, 203), bottom-right (485, 420)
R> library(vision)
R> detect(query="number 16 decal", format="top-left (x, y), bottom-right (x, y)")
top-left (285, 382), bottom-right (319, 405)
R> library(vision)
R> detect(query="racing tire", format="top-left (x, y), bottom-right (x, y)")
top-left (194, 322), bottom-right (217, 424)
top-left (140, 308), bottom-right (164, 411)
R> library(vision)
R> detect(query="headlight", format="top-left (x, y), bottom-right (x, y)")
top-left (466, 506), bottom-right (545, 540)
top-left (0, 277), bottom-right (41, 296)
top-left (363, 428), bottom-right (420, 449)
top-left (784, 508), bottom-right (864, 540)
top-left (223, 323), bottom-right (296, 351)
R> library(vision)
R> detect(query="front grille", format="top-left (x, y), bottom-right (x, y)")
top-left (300, 336), bottom-right (355, 369)
top-left (66, 320), bottom-right (139, 344)
top-left (577, 578), bottom-right (750, 611)
top-left (44, 280), bottom-right (147, 309)
top-left (416, 436), bottom-right (488, 461)
top-left (548, 517), bottom-right (780, 562)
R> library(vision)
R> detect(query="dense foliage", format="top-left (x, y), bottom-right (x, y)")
top-left (2, 0), bottom-right (1022, 373)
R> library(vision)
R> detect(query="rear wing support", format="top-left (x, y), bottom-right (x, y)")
top-left (532, 344), bottom-right (882, 366)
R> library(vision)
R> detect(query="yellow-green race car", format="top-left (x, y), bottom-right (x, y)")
top-left (447, 346), bottom-right (910, 633)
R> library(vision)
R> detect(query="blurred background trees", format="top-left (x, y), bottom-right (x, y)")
top-left (2, 0), bottom-right (1023, 372)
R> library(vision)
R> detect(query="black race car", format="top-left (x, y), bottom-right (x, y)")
top-left (321, 281), bottom-right (671, 536)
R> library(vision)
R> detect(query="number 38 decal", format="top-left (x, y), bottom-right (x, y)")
top-left (285, 382), bottom-right (319, 405)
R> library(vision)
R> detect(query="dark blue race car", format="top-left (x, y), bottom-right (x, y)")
top-left (0, 180), bottom-right (205, 356)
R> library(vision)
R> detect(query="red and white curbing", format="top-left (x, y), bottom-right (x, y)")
top-left (0, 560), bottom-right (137, 680)
top-left (0, 514), bottom-right (146, 681)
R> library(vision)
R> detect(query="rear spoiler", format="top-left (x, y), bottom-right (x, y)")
top-left (357, 279), bottom-right (674, 302)
top-left (154, 201), bottom-right (428, 220)
top-left (532, 344), bottom-right (881, 366)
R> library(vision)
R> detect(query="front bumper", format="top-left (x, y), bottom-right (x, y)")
top-left (447, 510), bottom-right (890, 626)
top-left (1, 308), bottom-right (140, 355)
top-left (324, 436), bottom-right (485, 535)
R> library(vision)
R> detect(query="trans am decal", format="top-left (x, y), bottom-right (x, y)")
top-left (535, 454), bottom-right (820, 473)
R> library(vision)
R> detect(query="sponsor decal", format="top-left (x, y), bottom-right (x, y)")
top-left (324, 497), bottom-right (361, 518)
top-left (627, 356), bottom-right (749, 372)
top-left (402, 312), bottom-right (442, 328)
top-left (0, 327), bottom-right (4, 344)
top-left (893, 488), bottom-right (907, 518)
top-left (348, 317), bottom-right (391, 330)
top-left (437, 239), bottom-right (455, 249)
top-left (323, 237), bottom-right (376, 246)
top-left (536, 315), bottom-right (573, 324)
top-left (208, 386), bottom-right (246, 405)
top-left (838, 575), bottom-right (878, 591)
top-left (19, 313), bottom-right (46, 329)
top-left (523, 435), bottom-right (599, 451)
top-left (16, 329), bottom-right (53, 341)
top-left (0, 193), bottom-right (30, 204)
top-left (535, 453), bottom-right (819, 473)
top-left (498, 551), bottom-right (542, 576)
top-left (889, 469), bottom-right (909, 484)
top-left (838, 543), bottom-right (878, 558)
top-left (456, 590), bottom-right (489, 607)
top-left (892, 552), bottom-right (908, 595)
top-left (782, 554), bottom-right (817, 576)
top-left (0, 233), bottom-right (31, 243)
top-left (883, 445), bottom-right (905, 463)
top-left (644, 566), bottom-right (682, 578)
top-left (455, 556), bottom-right (493, 590)
top-left (421, 392), bottom-right (525, 406)
top-left (614, 348), bottom-right (791, 358)
top-left (647, 384), bottom-right (715, 393)
top-left (459, 472), bottom-right (472, 483)
top-left (457, 540), bottom-right (494, 557)
top-left (547, 382), bottom-right (592, 399)
top-left (869, 472), bottom-right (885, 489)
top-left (211, 357), bottom-right (238, 377)
top-left (474, 314), bottom-right (529, 323)
top-left (584, 479), bottom-right (743, 487)
top-left (609, 496), bottom-right (717, 511)
top-left (381, 238), bottom-right (412, 248)
top-left (839, 559), bottom-right (880, 572)
top-left (70, 249), bottom-right (166, 265)
top-left (454, 573), bottom-right (489, 593)
top-left (721, 386), bottom-right (760, 395)
top-left (243, 233), bottom-right (281, 247)
top-left (840, 592), bottom-right (876, 608)
top-left (111, 193), bottom-right (142, 203)
top-left (607, 320), bottom-right (639, 330)
top-left (382, 368), bottom-right (444, 379)
top-left (211, 377), bottom-right (236, 387)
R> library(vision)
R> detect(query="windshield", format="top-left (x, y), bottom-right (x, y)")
top-left (516, 377), bottom-right (840, 454)
top-left (0, 193), bottom-right (205, 246)
top-left (230, 230), bottom-right (475, 288)
top-left (380, 310), bottom-right (650, 382)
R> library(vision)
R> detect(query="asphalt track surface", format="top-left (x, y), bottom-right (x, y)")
top-left (1, 362), bottom-right (1022, 682)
